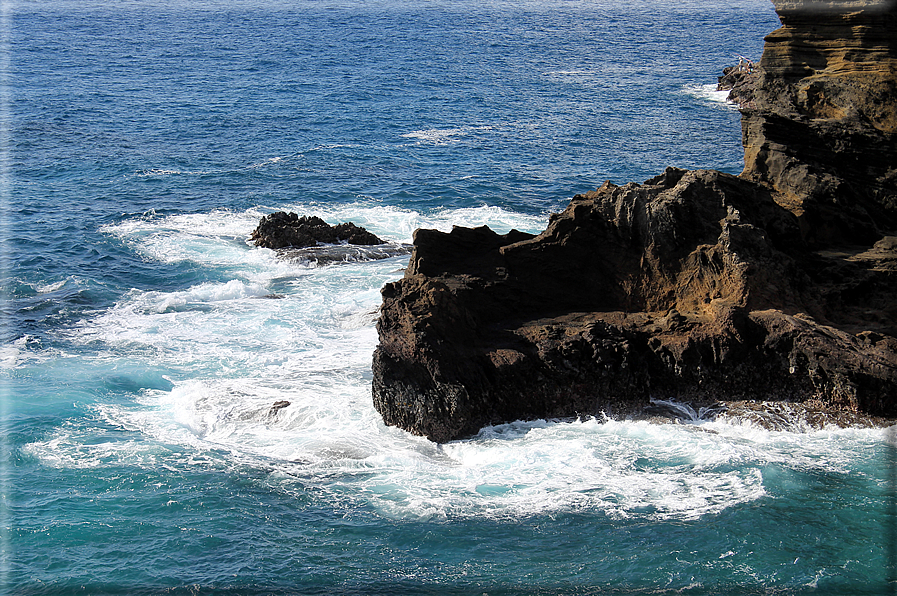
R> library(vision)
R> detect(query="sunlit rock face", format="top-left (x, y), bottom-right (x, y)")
top-left (371, 0), bottom-right (897, 443)
top-left (741, 0), bottom-right (897, 246)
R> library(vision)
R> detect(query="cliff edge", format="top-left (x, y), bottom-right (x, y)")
top-left (372, 0), bottom-right (897, 442)
top-left (742, 0), bottom-right (897, 245)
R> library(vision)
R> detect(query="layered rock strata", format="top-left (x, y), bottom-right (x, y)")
top-left (372, 0), bottom-right (897, 442)
top-left (741, 0), bottom-right (897, 245)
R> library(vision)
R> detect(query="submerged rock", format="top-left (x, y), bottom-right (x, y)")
top-left (251, 212), bottom-right (384, 249)
top-left (269, 400), bottom-right (291, 417)
top-left (371, 0), bottom-right (897, 442)
top-left (278, 243), bottom-right (411, 267)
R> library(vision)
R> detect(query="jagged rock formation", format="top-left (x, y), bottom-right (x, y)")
top-left (371, 0), bottom-right (897, 442)
top-left (718, 62), bottom-right (758, 109)
top-left (251, 212), bottom-right (383, 249)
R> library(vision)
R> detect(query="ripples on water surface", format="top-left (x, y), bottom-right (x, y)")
top-left (4, 1), bottom-right (895, 594)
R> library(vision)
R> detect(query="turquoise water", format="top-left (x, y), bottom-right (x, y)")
top-left (4, 1), bottom-right (895, 594)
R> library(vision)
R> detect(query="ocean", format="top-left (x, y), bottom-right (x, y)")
top-left (3, 1), bottom-right (895, 594)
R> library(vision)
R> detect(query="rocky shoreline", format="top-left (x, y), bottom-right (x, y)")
top-left (371, 0), bottom-right (897, 442)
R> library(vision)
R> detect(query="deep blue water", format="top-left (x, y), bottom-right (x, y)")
top-left (3, 1), bottom-right (896, 594)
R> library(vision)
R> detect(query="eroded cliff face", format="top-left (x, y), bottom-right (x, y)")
top-left (741, 0), bottom-right (897, 245)
top-left (372, 0), bottom-right (897, 442)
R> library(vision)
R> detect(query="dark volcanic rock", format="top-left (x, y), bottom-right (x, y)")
top-left (373, 169), bottom-right (897, 441)
top-left (251, 212), bottom-right (384, 249)
top-left (371, 0), bottom-right (897, 442)
top-left (269, 400), bottom-right (290, 417)
top-left (718, 61), bottom-right (758, 109)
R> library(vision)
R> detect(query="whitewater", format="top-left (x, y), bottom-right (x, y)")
top-left (3, 0), bottom-right (895, 594)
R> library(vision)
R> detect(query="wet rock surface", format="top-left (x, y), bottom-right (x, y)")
top-left (718, 61), bottom-right (758, 109)
top-left (251, 212), bottom-right (384, 250)
top-left (371, 0), bottom-right (897, 442)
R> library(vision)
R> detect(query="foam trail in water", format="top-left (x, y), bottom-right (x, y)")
top-left (38, 392), bottom-right (889, 523)
top-left (401, 125), bottom-right (494, 145)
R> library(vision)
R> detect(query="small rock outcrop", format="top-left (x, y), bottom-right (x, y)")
top-left (371, 0), bottom-right (897, 442)
top-left (251, 212), bottom-right (384, 249)
top-left (717, 59), bottom-right (758, 109)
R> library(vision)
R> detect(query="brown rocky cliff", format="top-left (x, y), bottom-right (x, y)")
top-left (741, 0), bottom-right (897, 245)
top-left (372, 1), bottom-right (897, 443)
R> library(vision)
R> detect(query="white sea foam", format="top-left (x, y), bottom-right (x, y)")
top-left (102, 202), bottom-right (546, 269)
top-left (29, 202), bottom-right (891, 524)
top-left (401, 125), bottom-right (493, 145)
top-left (886, 425), bottom-right (897, 448)
top-left (421, 204), bottom-right (547, 235)
top-left (247, 155), bottom-right (287, 168)
top-left (134, 168), bottom-right (186, 177)
top-left (23, 426), bottom-right (174, 470)
top-left (111, 208), bottom-right (263, 239)
top-left (131, 279), bottom-right (272, 314)
top-left (0, 335), bottom-right (59, 369)
top-left (683, 83), bottom-right (738, 109)
top-left (30, 385), bottom-right (890, 523)
top-left (0, 336), bottom-right (28, 369)
top-left (35, 279), bottom-right (68, 293)
top-left (270, 201), bottom-right (548, 241)
top-left (342, 418), bottom-right (767, 521)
